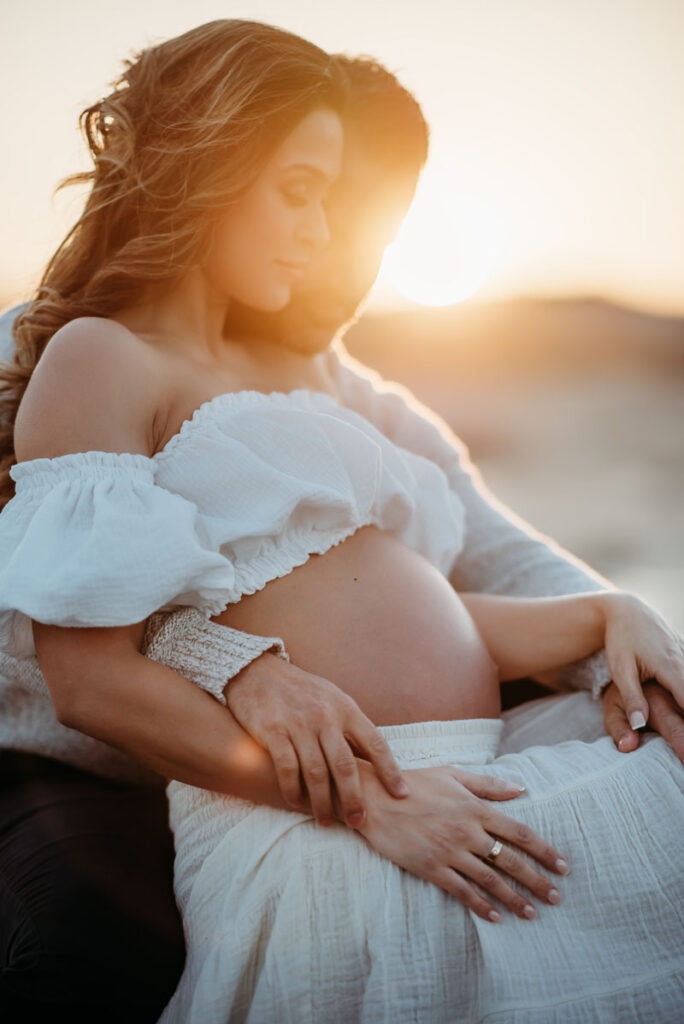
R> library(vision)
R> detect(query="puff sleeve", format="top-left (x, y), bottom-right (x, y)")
top-left (0, 451), bottom-right (237, 660)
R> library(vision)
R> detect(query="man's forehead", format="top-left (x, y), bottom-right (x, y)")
top-left (337, 131), bottom-right (382, 192)
top-left (331, 134), bottom-right (418, 244)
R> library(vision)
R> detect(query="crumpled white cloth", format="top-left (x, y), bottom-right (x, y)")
top-left (153, 623), bottom-right (684, 1024)
top-left (0, 389), bottom-right (466, 663)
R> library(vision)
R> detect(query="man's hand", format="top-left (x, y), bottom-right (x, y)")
top-left (224, 653), bottom-right (409, 827)
top-left (603, 679), bottom-right (684, 765)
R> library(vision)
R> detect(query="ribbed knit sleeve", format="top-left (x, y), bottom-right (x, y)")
top-left (142, 607), bottom-right (289, 706)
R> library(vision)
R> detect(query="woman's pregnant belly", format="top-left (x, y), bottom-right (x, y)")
top-left (210, 526), bottom-right (501, 725)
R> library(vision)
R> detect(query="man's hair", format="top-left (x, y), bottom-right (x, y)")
top-left (335, 54), bottom-right (429, 192)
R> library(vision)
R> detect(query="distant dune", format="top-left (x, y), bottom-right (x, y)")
top-left (346, 296), bottom-right (684, 378)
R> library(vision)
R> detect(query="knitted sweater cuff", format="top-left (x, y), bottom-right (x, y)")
top-left (142, 608), bottom-right (289, 706)
top-left (552, 649), bottom-right (613, 701)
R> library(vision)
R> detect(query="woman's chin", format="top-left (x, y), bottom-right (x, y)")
top-left (233, 284), bottom-right (292, 316)
top-left (257, 294), bottom-right (292, 315)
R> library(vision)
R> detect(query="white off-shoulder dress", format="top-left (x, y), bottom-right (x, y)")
top-left (1, 380), bottom-right (683, 1023)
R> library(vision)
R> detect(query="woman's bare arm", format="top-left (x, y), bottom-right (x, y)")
top-left (460, 592), bottom-right (606, 682)
top-left (14, 321), bottom-right (292, 808)
top-left (461, 591), bottom-right (684, 734)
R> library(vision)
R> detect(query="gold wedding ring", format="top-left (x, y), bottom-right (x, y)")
top-left (485, 839), bottom-right (504, 863)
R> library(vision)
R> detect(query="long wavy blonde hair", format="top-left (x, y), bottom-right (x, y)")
top-left (0, 19), bottom-right (344, 509)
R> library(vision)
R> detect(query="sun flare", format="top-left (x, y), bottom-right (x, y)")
top-left (377, 176), bottom-right (502, 307)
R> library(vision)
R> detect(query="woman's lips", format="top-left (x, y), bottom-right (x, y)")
top-left (276, 260), bottom-right (308, 279)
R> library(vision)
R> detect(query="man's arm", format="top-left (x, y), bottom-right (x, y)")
top-left (0, 303), bottom-right (24, 361)
top-left (328, 338), bottom-right (614, 697)
top-left (33, 618), bottom-right (294, 809)
top-left (437, 444), bottom-right (615, 697)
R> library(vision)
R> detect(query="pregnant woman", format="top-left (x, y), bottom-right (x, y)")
top-left (1, 19), bottom-right (683, 1023)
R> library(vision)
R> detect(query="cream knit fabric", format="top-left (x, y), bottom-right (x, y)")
top-left (142, 608), bottom-right (289, 706)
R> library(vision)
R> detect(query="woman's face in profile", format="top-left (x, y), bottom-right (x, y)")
top-left (224, 126), bottom-right (416, 356)
top-left (203, 107), bottom-right (343, 313)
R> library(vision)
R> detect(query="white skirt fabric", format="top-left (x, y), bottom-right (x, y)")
top-left (155, 656), bottom-right (684, 1022)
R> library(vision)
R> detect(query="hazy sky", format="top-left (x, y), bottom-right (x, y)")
top-left (2, 0), bottom-right (683, 314)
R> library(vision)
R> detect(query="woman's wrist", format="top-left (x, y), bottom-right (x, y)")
top-left (328, 756), bottom-right (368, 826)
top-left (351, 757), bottom-right (402, 833)
top-left (594, 589), bottom-right (642, 633)
top-left (585, 590), bottom-right (612, 628)
top-left (595, 589), bottom-right (638, 612)
top-left (327, 757), bottom-right (391, 831)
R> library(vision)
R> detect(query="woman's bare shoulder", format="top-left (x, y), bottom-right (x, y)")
top-left (14, 316), bottom-right (164, 463)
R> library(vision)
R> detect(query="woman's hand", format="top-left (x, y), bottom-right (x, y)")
top-left (601, 592), bottom-right (684, 731)
top-left (603, 678), bottom-right (684, 765)
top-left (355, 761), bottom-right (570, 923)
top-left (224, 652), bottom-right (409, 827)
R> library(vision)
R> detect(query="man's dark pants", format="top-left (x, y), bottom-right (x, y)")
top-left (0, 750), bottom-right (185, 1023)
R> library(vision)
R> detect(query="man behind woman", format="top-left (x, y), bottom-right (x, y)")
top-left (0, 20), bottom-right (682, 1022)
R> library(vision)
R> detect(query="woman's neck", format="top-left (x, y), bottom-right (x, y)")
top-left (113, 270), bottom-right (335, 389)
top-left (114, 270), bottom-right (232, 366)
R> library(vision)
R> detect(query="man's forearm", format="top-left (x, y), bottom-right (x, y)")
top-left (61, 650), bottom-right (292, 810)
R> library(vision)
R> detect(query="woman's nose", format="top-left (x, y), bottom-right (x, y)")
top-left (298, 202), bottom-right (331, 250)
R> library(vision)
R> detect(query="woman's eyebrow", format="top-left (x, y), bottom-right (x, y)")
top-left (281, 163), bottom-right (333, 183)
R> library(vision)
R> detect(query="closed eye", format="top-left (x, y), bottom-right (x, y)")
top-left (280, 167), bottom-right (332, 209)
top-left (281, 186), bottom-right (310, 207)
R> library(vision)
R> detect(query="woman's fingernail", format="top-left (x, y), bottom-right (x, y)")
top-left (347, 812), bottom-right (364, 828)
top-left (548, 888), bottom-right (561, 904)
top-left (510, 784), bottom-right (526, 793)
top-left (523, 904), bottom-right (536, 919)
top-left (618, 735), bottom-right (631, 751)
top-left (629, 711), bottom-right (646, 730)
top-left (555, 858), bottom-right (570, 874)
top-left (395, 781), bottom-right (409, 796)
top-left (488, 910), bottom-right (501, 922)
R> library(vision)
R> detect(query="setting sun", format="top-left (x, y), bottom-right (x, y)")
top-left (376, 174), bottom-right (503, 307)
